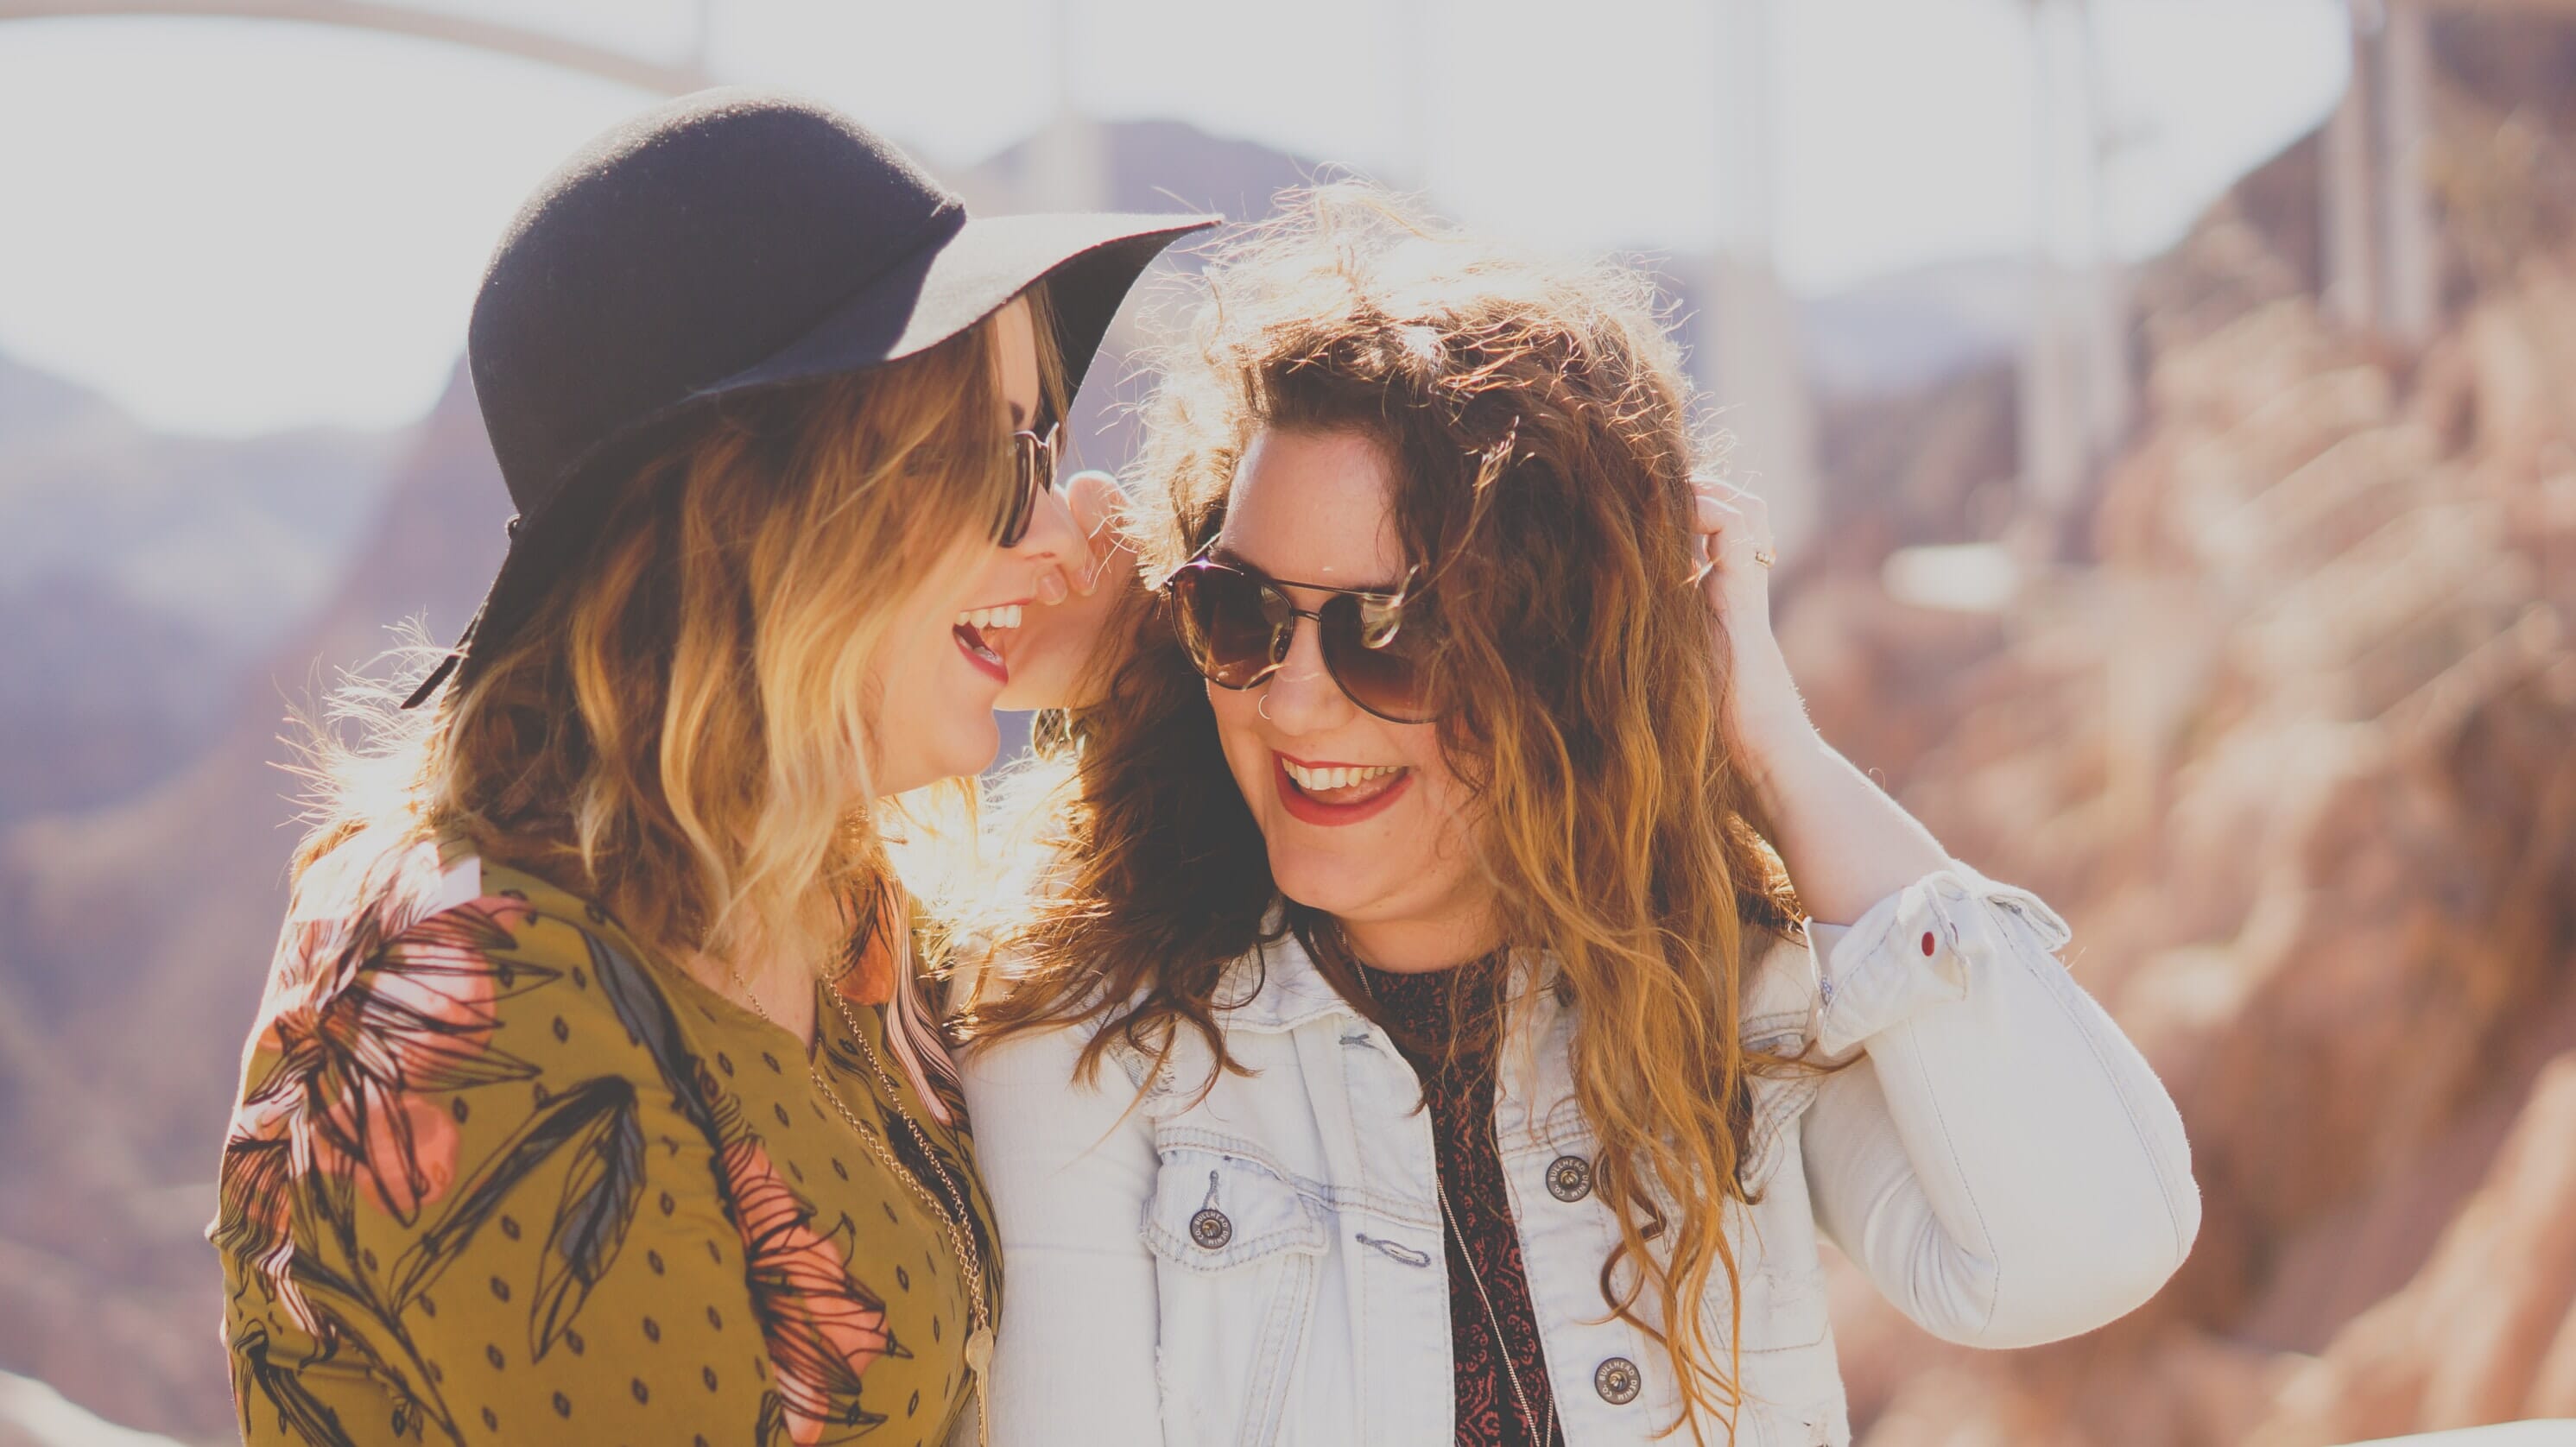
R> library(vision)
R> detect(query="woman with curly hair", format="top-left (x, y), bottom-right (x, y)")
top-left (960, 187), bottom-right (2199, 1447)
top-left (209, 90), bottom-right (1208, 1446)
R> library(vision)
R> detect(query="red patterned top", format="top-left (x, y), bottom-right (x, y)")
top-left (1351, 956), bottom-right (1565, 1447)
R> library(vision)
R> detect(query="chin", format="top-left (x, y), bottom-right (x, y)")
top-left (946, 717), bottom-right (1003, 780)
top-left (883, 717), bottom-right (1000, 796)
top-left (1265, 845), bottom-right (1386, 920)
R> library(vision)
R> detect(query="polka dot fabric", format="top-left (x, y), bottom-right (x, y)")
top-left (211, 837), bottom-right (995, 1446)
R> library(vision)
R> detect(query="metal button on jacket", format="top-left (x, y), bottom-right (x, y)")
top-left (1189, 1207), bottom-right (1232, 1249)
top-left (1546, 1154), bottom-right (1593, 1202)
top-left (1595, 1356), bottom-right (1642, 1404)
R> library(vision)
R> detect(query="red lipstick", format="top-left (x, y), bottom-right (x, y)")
top-left (1272, 753), bottom-right (1411, 827)
top-left (953, 623), bottom-right (1008, 683)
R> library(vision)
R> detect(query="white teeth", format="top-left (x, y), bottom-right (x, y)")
top-left (955, 605), bottom-right (1025, 629)
top-left (1282, 761), bottom-right (1402, 793)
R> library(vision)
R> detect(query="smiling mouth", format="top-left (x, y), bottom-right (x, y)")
top-left (953, 603), bottom-right (1025, 679)
top-left (1274, 753), bottom-right (1411, 823)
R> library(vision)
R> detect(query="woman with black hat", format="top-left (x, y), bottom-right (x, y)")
top-left (207, 88), bottom-right (1210, 1447)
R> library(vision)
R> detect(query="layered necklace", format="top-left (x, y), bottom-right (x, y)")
top-left (719, 905), bottom-right (994, 1446)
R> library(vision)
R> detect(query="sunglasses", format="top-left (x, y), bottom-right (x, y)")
top-left (1160, 547), bottom-right (1444, 724)
top-left (994, 404), bottom-right (1062, 548)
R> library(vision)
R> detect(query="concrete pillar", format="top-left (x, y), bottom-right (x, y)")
top-left (2321, 0), bottom-right (2443, 345)
top-left (2022, 0), bottom-right (2107, 521)
top-left (687, 0), bottom-right (714, 73)
top-left (1022, 0), bottom-right (1110, 213)
top-left (2378, 0), bottom-right (2440, 344)
top-left (1702, 0), bottom-right (1819, 559)
top-left (2019, 259), bottom-right (2091, 519)
top-left (1023, 115), bottom-right (1111, 213)
top-left (2073, 0), bottom-right (2133, 465)
top-left (1388, 0), bottom-right (1434, 193)
top-left (2322, 6), bottom-right (2381, 332)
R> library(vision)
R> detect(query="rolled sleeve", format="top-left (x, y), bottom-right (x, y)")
top-left (1798, 861), bottom-right (2201, 1348)
top-left (1804, 859), bottom-right (2075, 1059)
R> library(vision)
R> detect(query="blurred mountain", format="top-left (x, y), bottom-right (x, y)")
top-left (0, 353), bottom-right (406, 825)
top-left (0, 574), bottom-right (226, 822)
top-left (0, 361), bottom-right (503, 1441)
top-left (1803, 256), bottom-right (2029, 399)
top-left (0, 352), bottom-right (406, 648)
top-left (959, 114), bottom-right (1319, 224)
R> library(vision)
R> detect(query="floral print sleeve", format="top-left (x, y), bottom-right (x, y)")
top-left (211, 837), bottom-right (992, 1447)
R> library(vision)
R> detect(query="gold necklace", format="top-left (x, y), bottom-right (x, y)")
top-left (720, 938), bottom-right (994, 1446)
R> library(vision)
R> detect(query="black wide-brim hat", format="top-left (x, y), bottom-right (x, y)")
top-left (402, 86), bottom-right (1217, 708)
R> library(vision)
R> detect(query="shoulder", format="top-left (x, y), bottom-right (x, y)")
top-left (216, 840), bottom-right (763, 1409)
top-left (278, 830), bottom-right (632, 975)
top-left (218, 833), bottom-right (713, 1297)
top-left (251, 831), bottom-right (692, 1102)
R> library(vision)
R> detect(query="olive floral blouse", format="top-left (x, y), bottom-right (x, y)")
top-left (209, 832), bottom-right (997, 1446)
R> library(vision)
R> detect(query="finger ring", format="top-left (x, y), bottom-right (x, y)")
top-left (1752, 546), bottom-right (1777, 569)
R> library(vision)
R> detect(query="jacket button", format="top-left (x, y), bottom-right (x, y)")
top-left (1189, 1207), bottom-right (1232, 1250)
top-left (1546, 1154), bottom-right (1593, 1202)
top-left (1594, 1356), bottom-right (1642, 1404)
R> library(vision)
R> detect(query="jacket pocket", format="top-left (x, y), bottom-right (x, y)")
top-left (1735, 1124), bottom-right (1833, 1356)
top-left (1141, 1146), bottom-right (1330, 1447)
top-left (1744, 1255), bottom-right (1832, 1352)
top-left (1737, 1254), bottom-right (1845, 1444)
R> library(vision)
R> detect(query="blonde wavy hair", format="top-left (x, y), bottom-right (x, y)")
top-left (293, 290), bottom-right (1063, 1076)
top-left (969, 189), bottom-right (1806, 1440)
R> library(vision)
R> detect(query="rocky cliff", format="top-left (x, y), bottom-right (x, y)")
top-left (1785, 15), bottom-right (2576, 1444)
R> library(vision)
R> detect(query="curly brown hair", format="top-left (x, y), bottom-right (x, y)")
top-left (968, 186), bottom-right (1806, 1439)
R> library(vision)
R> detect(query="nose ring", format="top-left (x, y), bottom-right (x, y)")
top-left (1256, 692), bottom-right (1275, 722)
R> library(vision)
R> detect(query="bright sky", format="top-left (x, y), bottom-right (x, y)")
top-left (0, 0), bottom-right (2347, 438)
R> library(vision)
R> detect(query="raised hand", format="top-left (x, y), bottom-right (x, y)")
top-left (1688, 477), bottom-right (1810, 772)
top-left (995, 470), bottom-right (1140, 712)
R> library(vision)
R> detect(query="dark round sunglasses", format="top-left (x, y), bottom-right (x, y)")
top-left (1160, 548), bottom-right (1444, 724)
top-left (994, 407), bottom-right (1062, 548)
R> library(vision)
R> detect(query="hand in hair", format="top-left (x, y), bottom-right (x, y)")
top-left (1691, 476), bottom-right (1811, 780)
top-left (1689, 477), bottom-right (1959, 926)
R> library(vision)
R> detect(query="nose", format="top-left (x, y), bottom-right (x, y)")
top-left (1008, 479), bottom-right (1083, 605)
top-left (1257, 613), bottom-right (1354, 735)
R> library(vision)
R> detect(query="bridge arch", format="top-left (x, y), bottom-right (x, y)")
top-left (0, 0), bottom-right (713, 95)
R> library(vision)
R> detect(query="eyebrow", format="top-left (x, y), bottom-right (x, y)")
top-left (1207, 542), bottom-right (1406, 596)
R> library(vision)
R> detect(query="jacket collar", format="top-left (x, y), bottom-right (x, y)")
top-left (1213, 925), bottom-right (1362, 1036)
top-left (1212, 906), bottom-right (1570, 1037)
top-left (1211, 907), bottom-right (1818, 1046)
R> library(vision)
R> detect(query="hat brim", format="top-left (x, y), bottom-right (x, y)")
top-left (710, 209), bottom-right (1217, 404)
top-left (403, 207), bottom-right (1216, 709)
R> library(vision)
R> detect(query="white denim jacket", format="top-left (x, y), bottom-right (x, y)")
top-left (960, 861), bottom-right (2200, 1446)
